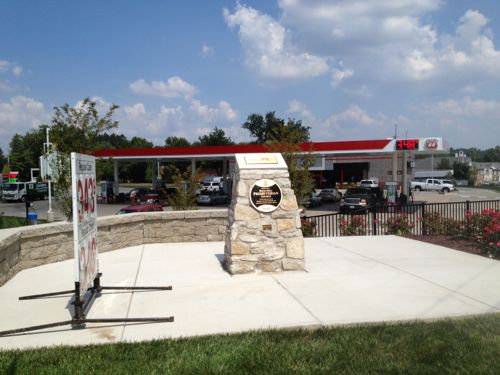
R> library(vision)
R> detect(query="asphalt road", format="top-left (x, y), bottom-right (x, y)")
top-left (1, 187), bottom-right (498, 222)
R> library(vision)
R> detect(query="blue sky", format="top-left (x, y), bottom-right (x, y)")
top-left (1, 0), bottom-right (499, 153)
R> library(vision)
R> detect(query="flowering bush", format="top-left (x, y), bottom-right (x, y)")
top-left (301, 218), bottom-right (316, 237)
top-left (466, 209), bottom-right (499, 258)
top-left (385, 214), bottom-right (415, 235)
top-left (339, 215), bottom-right (367, 236)
top-left (422, 211), bottom-right (462, 236)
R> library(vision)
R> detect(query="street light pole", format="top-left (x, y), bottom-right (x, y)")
top-left (45, 127), bottom-right (54, 222)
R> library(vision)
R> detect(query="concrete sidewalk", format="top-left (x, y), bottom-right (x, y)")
top-left (1, 236), bottom-right (499, 350)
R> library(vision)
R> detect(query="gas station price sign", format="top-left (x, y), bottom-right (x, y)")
top-left (396, 139), bottom-right (419, 151)
top-left (71, 153), bottom-right (98, 295)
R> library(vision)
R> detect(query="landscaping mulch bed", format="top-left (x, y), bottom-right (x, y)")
top-left (404, 234), bottom-right (496, 259)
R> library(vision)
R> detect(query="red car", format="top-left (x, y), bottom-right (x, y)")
top-left (115, 203), bottom-right (163, 214)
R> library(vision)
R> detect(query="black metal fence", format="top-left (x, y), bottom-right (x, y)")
top-left (303, 200), bottom-right (500, 237)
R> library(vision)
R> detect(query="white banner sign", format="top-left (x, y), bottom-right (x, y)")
top-left (71, 152), bottom-right (98, 294)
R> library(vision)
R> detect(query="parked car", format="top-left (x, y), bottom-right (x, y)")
top-left (116, 203), bottom-right (163, 214)
top-left (318, 188), bottom-right (342, 202)
top-left (339, 187), bottom-right (384, 214)
top-left (300, 192), bottom-right (322, 208)
top-left (359, 179), bottom-right (379, 188)
top-left (124, 187), bottom-right (149, 201)
top-left (196, 191), bottom-right (228, 205)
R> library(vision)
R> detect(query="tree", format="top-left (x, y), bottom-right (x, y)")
top-left (453, 161), bottom-right (476, 185)
top-left (0, 147), bottom-right (5, 171)
top-left (8, 126), bottom-right (47, 180)
top-left (192, 127), bottom-right (234, 175)
top-left (266, 141), bottom-right (315, 205)
top-left (166, 165), bottom-right (200, 210)
top-left (193, 127), bottom-right (234, 146)
top-left (49, 98), bottom-right (119, 220)
top-left (242, 112), bottom-right (311, 144)
top-left (243, 112), bottom-right (314, 203)
top-left (437, 158), bottom-right (452, 170)
top-left (50, 98), bottom-right (119, 154)
top-left (165, 136), bottom-right (191, 148)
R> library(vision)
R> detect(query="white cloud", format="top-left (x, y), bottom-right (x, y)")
top-left (0, 96), bottom-right (49, 151)
top-left (331, 68), bottom-right (354, 87)
top-left (408, 97), bottom-right (500, 148)
top-left (117, 96), bottom-right (240, 146)
top-left (0, 59), bottom-right (23, 76)
top-left (0, 60), bottom-right (10, 72)
top-left (129, 76), bottom-right (197, 98)
top-left (0, 81), bottom-right (18, 92)
top-left (287, 99), bottom-right (316, 124)
top-left (224, 1), bottom-right (500, 88)
top-left (124, 103), bottom-right (147, 119)
top-left (223, 3), bottom-right (328, 79)
top-left (328, 105), bottom-right (375, 126)
top-left (189, 99), bottom-right (238, 122)
top-left (425, 97), bottom-right (500, 118)
top-left (201, 43), bottom-right (214, 58)
top-left (12, 65), bottom-right (23, 76)
top-left (438, 10), bottom-right (500, 78)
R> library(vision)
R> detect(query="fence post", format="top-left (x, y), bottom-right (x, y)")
top-left (464, 200), bottom-right (471, 238)
top-left (372, 210), bottom-right (377, 235)
top-left (420, 202), bottom-right (426, 235)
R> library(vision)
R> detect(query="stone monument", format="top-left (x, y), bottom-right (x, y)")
top-left (224, 153), bottom-right (305, 274)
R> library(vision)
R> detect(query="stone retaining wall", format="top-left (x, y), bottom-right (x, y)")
top-left (0, 210), bottom-right (228, 287)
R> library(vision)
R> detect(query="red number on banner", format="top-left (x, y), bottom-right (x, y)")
top-left (78, 179), bottom-right (84, 223)
top-left (89, 178), bottom-right (95, 213)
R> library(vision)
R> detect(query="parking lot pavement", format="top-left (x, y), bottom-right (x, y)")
top-left (412, 187), bottom-right (500, 203)
top-left (1, 187), bottom-right (498, 222)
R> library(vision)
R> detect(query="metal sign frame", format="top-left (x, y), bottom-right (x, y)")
top-left (0, 153), bottom-right (174, 337)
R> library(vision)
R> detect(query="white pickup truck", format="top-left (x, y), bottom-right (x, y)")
top-left (411, 179), bottom-right (455, 193)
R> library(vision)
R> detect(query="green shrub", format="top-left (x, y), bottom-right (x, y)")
top-left (339, 215), bottom-right (367, 236)
top-left (422, 211), bottom-right (462, 235)
top-left (385, 214), bottom-right (415, 235)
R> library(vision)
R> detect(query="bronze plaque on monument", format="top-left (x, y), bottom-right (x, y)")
top-left (249, 179), bottom-right (282, 213)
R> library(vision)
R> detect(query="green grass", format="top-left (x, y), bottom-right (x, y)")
top-left (0, 216), bottom-right (47, 230)
top-left (0, 216), bottom-right (28, 230)
top-left (1, 314), bottom-right (499, 374)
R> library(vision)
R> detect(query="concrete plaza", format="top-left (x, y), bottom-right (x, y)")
top-left (1, 236), bottom-right (499, 350)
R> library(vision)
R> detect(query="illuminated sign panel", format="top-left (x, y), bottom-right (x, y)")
top-left (396, 139), bottom-right (420, 151)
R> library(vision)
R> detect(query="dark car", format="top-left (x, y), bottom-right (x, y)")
top-left (116, 203), bottom-right (163, 214)
top-left (339, 187), bottom-right (385, 214)
top-left (196, 191), bottom-right (228, 205)
top-left (318, 188), bottom-right (342, 202)
top-left (300, 192), bottom-right (322, 208)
